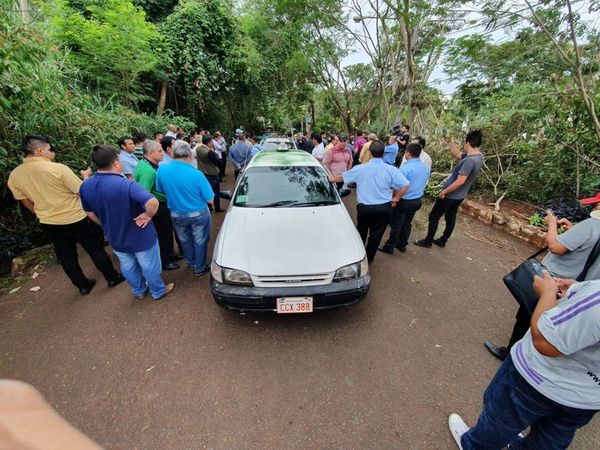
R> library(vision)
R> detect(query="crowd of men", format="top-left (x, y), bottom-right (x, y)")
top-left (7, 122), bottom-right (600, 450)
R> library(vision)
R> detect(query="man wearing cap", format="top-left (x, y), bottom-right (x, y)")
top-left (484, 192), bottom-right (600, 361)
top-left (328, 140), bottom-right (409, 262)
top-left (8, 135), bottom-right (123, 295)
top-left (449, 273), bottom-right (600, 450)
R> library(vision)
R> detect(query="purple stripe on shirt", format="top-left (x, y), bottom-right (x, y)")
top-left (516, 343), bottom-right (543, 385)
top-left (550, 291), bottom-right (600, 321)
top-left (552, 298), bottom-right (600, 326)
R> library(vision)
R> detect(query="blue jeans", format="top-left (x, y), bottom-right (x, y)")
top-left (462, 356), bottom-right (596, 450)
top-left (112, 241), bottom-right (166, 299)
top-left (171, 208), bottom-right (211, 273)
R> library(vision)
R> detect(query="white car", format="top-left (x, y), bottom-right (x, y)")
top-left (211, 149), bottom-right (370, 313)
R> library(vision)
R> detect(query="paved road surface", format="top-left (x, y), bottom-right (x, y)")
top-left (1, 175), bottom-right (598, 449)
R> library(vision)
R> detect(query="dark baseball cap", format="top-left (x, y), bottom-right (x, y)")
top-left (339, 133), bottom-right (348, 142)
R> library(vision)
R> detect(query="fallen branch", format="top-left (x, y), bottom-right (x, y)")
top-left (494, 192), bottom-right (507, 212)
top-left (464, 231), bottom-right (504, 249)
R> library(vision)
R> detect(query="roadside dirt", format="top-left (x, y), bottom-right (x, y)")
top-left (1, 174), bottom-right (598, 449)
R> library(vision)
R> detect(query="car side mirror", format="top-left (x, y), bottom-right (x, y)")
top-left (219, 190), bottom-right (232, 200)
top-left (339, 188), bottom-right (351, 198)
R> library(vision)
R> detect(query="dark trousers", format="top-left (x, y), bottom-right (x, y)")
top-left (424, 197), bottom-right (464, 243)
top-left (507, 305), bottom-right (532, 350)
top-left (42, 218), bottom-right (120, 289)
top-left (234, 169), bottom-right (241, 181)
top-left (206, 175), bottom-right (222, 212)
top-left (220, 154), bottom-right (227, 178)
top-left (153, 202), bottom-right (176, 266)
top-left (462, 356), bottom-right (596, 450)
top-left (383, 197), bottom-right (422, 251)
top-left (356, 202), bottom-right (392, 262)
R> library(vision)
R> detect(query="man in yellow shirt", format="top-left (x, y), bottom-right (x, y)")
top-left (359, 133), bottom-right (378, 164)
top-left (8, 135), bottom-right (123, 295)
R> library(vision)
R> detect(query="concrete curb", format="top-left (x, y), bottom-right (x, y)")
top-left (460, 199), bottom-right (546, 248)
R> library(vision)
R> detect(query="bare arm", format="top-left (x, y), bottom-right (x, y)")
top-left (531, 272), bottom-right (564, 357)
top-left (20, 199), bottom-right (36, 215)
top-left (440, 175), bottom-right (467, 199)
top-left (85, 211), bottom-right (101, 225)
top-left (446, 138), bottom-right (463, 160)
top-left (545, 211), bottom-right (569, 254)
top-left (328, 174), bottom-right (343, 183)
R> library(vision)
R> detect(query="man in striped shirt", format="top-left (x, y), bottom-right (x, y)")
top-left (449, 273), bottom-right (600, 449)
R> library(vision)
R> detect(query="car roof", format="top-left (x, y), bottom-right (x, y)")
top-left (248, 150), bottom-right (321, 168)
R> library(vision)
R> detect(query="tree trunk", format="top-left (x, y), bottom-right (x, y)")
top-left (19, 0), bottom-right (29, 25)
top-left (157, 79), bottom-right (167, 116)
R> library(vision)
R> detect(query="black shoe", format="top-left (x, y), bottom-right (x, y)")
top-left (79, 279), bottom-right (96, 296)
top-left (107, 274), bottom-right (125, 288)
top-left (378, 246), bottom-right (394, 255)
top-left (433, 238), bottom-right (446, 248)
top-left (396, 246), bottom-right (407, 253)
top-left (414, 239), bottom-right (432, 248)
top-left (164, 262), bottom-right (180, 270)
top-left (193, 267), bottom-right (210, 276)
top-left (484, 341), bottom-right (508, 361)
top-left (169, 254), bottom-right (185, 262)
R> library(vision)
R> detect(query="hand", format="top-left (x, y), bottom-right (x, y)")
top-left (554, 278), bottom-right (577, 298)
top-left (134, 212), bottom-right (153, 228)
top-left (557, 218), bottom-right (573, 230)
top-left (391, 200), bottom-right (398, 208)
top-left (544, 210), bottom-right (557, 227)
top-left (443, 135), bottom-right (453, 144)
top-left (439, 191), bottom-right (446, 199)
top-left (80, 168), bottom-right (92, 180)
top-left (533, 271), bottom-right (558, 297)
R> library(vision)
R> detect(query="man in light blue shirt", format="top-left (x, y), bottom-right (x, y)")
top-left (250, 136), bottom-right (262, 158)
top-left (229, 134), bottom-right (252, 180)
top-left (328, 140), bottom-right (409, 262)
top-left (380, 143), bottom-right (431, 254)
top-left (156, 140), bottom-right (214, 275)
top-left (118, 136), bottom-right (139, 179)
top-left (383, 135), bottom-right (399, 166)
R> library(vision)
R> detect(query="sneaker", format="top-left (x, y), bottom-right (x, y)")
top-left (448, 413), bottom-right (469, 449)
top-left (433, 238), bottom-right (446, 248)
top-left (414, 239), bottom-right (432, 248)
top-left (154, 282), bottom-right (175, 300)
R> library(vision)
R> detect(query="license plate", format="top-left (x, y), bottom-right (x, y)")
top-left (276, 297), bottom-right (313, 314)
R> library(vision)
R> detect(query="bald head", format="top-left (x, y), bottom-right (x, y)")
top-left (368, 133), bottom-right (377, 141)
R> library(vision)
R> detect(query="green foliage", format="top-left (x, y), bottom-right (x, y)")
top-left (40, 0), bottom-right (162, 106)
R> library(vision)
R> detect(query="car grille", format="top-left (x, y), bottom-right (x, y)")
top-left (253, 273), bottom-right (333, 287)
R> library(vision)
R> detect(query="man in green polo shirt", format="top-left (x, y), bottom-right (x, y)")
top-left (134, 140), bottom-right (179, 270)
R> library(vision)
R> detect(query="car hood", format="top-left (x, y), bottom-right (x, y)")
top-left (216, 205), bottom-right (365, 275)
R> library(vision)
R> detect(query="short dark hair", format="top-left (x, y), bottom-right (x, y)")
top-left (413, 136), bottom-right (426, 148)
top-left (406, 143), bottom-right (422, 158)
top-left (202, 134), bottom-right (213, 145)
top-left (22, 135), bottom-right (51, 156)
top-left (91, 145), bottom-right (119, 169)
top-left (153, 131), bottom-right (163, 139)
top-left (176, 132), bottom-right (186, 140)
top-left (403, 124), bottom-right (410, 131)
top-left (117, 136), bottom-right (132, 149)
top-left (160, 136), bottom-right (175, 152)
top-left (465, 129), bottom-right (483, 148)
top-left (311, 132), bottom-right (322, 143)
top-left (133, 132), bottom-right (147, 145)
top-left (370, 140), bottom-right (385, 158)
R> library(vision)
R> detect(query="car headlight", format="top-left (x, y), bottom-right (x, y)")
top-left (223, 268), bottom-right (254, 286)
top-left (211, 260), bottom-right (223, 283)
top-left (333, 256), bottom-right (369, 282)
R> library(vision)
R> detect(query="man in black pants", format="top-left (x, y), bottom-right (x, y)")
top-left (7, 135), bottom-right (124, 295)
top-left (328, 140), bottom-right (409, 262)
top-left (196, 134), bottom-right (223, 213)
top-left (415, 130), bottom-right (484, 248)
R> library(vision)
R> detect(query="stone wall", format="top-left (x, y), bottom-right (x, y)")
top-left (460, 200), bottom-right (546, 248)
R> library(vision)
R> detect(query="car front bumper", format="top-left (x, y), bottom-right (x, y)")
top-left (211, 276), bottom-right (370, 312)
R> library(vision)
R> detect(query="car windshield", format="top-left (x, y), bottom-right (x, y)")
top-left (262, 140), bottom-right (295, 151)
top-left (233, 166), bottom-right (339, 208)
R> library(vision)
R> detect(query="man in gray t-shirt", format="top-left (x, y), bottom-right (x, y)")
top-left (415, 130), bottom-right (484, 248)
top-left (449, 276), bottom-right (600, 449)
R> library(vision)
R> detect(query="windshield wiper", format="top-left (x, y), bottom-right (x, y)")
top-left (290, 201), bottom-right (338, 207)
top-left (259, 200), bottom-right (300, 207)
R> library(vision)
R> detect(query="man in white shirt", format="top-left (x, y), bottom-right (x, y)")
top-left (401, 136), bottom-right (432, 170)
top-left (311, 132), bottom-right (325, 162)
top-left (165, 124), bottom-right (178, 138)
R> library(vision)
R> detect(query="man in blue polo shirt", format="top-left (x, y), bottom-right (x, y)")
top-left (156, 140), bottom-right (214, 275)
top-left (380, 143), bottom-right (430, 254)
top-left (383, 135), bottom-right (399, 166)
top-left (328, 140), bottom-right (409, 262)
top-left (80, 145), bottom-right (174, 300)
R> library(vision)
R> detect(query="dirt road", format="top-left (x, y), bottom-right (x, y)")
top-left (1, 179), bottom-right (598, 449)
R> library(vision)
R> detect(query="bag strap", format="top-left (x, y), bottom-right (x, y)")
top-left (576, 238), bottom-right (600, 281)
top-left (528, 246), bottom-right (548, 260)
